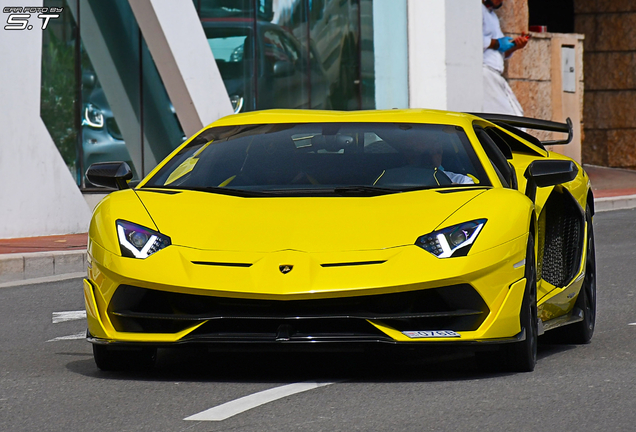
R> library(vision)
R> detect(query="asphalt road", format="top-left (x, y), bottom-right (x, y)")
top-left (1, 209), bottom-right (635, 432)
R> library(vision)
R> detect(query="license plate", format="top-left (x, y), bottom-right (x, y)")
top-left (402, 330), bottom-right (461, 338)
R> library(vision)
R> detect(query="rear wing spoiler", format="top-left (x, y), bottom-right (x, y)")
top-left (468, 113), bottom-right (574, 148)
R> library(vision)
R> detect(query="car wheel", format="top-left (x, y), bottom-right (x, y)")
top-left (93, 344), bottom-right (157, 371)
top-left (504, 233), bottom-right (538, 372)
top-left (544, 205), bottom-right (596, 344)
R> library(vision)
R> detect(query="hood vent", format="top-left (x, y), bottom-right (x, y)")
top-left (192, 261), bottom-right (252, 268)
top-left (320, 260), bottom-right (386, 268)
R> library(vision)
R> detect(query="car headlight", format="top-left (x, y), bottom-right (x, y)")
top-left (83, 103), bottom-right (104, 128)
top-left (416, 219), bottom-right (487, 258)
top-left (116, 220), bottom-right (171, 259)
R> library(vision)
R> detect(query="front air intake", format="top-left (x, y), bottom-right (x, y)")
top-left (107, 284), bottom-right (489, 339)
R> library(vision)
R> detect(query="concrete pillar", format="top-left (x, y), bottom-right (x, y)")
top-left (128, 0), bottom-right (234, 137)
top-left (407, 0), bottom-right (483, 112)
top-left (0, 0), bottom-right (92, 239)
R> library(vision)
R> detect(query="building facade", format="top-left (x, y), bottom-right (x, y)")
top-left (9, 0), bottom-right (597, 239)
top-left (573, 1), bottom-right (636, 169)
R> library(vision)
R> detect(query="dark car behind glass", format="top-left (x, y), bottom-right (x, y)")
top-left (202, 19), bottom-right (330, 112)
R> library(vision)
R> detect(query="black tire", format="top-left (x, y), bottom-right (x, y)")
top-left (504, 233), bottom-right (538, 372)
top-left (543, 205), bottom-right (596, 344)
top-left (93, 344), bottom-right (157, 371)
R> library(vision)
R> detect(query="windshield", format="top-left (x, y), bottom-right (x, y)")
top-left (143, 122), bottom-right (490, 196)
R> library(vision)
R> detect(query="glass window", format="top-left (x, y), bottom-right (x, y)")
top-left (359, 0), bottom-right (375, 109)
top-left (308, 0), bottom-right (360, 110)
top-left (41, 0), bottom-right (80, 183)
top-left (202, 21), bottom-right (255, 113)
top-left (263, 29), bottom-right (292, 64)
top-left (197, 0), bottom-right (371, 113)
top-left (42, 0), bottom-right (378, 190)
top-left (257, 1), bottom-right (310, 110)
top-left (197, 0), bottom-right (262, 20)
top-left (144, 123), bottom-right (490, 194)
top-left (258, 28), bottom-right (309, 109)
top-left (474, 127), bottom-right (514, 188)
top-left (78, 0), bottom-right (184, 187)
top-left (141, 40), bottom-right (186, 172)
top-left (208, 35), bottom-right (248, 62)
top-left (79, 0), bottom-right (142, 186)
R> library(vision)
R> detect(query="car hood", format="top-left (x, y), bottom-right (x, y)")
top-left (135, 188), bottom-right (488, 253)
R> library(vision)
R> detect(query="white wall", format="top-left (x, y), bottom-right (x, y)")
top-left (407, 0), bottom-right (483, 111)
top-left (0, 0), bottom-right (92, 239)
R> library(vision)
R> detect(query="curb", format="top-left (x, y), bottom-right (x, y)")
top-left (594, 194), bottom-right (636, 212)
top-left (0, 250), bottom-right (87, 284)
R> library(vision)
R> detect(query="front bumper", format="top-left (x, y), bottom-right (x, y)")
top-left (84, 234), bottom-right (528, 346)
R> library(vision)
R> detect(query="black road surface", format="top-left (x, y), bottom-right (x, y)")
top-left (1, 209), bottom-right (635, 431)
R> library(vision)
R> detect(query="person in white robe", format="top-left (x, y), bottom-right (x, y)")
top-left (482, 0), bottom-right (529, 116)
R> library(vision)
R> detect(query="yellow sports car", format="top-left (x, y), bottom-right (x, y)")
top-left (84, 109), bottom-right (596, 372)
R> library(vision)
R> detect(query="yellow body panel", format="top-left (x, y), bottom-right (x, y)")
top-left (89, 190), bottom-right (157, 255)
top-left (372, 278), bottom-right (526, 342)
top-left (133, 188), bottom-right (533, 253)
top-left (85, 229), bottom-right (528, 343)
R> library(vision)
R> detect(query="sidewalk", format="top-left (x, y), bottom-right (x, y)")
top-left (584, 165), bottom-right (636, 211)
top-left (0, 234), bottom-right (87, 286)
top-left (2, 164), bottom-right (636, 285)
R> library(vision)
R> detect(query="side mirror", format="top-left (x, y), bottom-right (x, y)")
top-left (524, 160), bottom-right (578, 201)
top-left (82, 70), bottom-right (97, 89)
top-left (272, 60), bottom-right (295, 78)
top-left (86, 161), bottom-right (132, 190)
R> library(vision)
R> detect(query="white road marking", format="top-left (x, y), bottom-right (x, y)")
top-left (629, 323), bottom-right (636, 326)
top-left (52, 310), bottom-right (86, 324)
top-left (184, 380), bottom-right (337, 421)
top-left (46, 332), bottom-right (86, 342)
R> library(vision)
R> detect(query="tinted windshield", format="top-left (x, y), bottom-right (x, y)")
top-left (143, 123), bottom-right (490, 195)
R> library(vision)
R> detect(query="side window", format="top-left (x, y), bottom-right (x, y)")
top-left (490, 126), bottom-right (545, 156)
top-left (485, 128), bottom-right (513, 159)
top-left (474, 127), bottom-right (514, 189)
top-left (263, 30), bottom-right (291, 73)
top-left (279, 33), bottom-right (300, 64)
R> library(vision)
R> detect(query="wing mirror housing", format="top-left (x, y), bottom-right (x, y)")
top-left (272, 60), bottom-right (295, 77)
top-left (524, 160), bottom-right (578, 201)
top-left (86, 161), bottom-right (133, 190)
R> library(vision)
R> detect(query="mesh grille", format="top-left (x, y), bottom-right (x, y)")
top-left (540, 190), bottom-right (583, 287)
top-left (536, 208), bottom-right (546, 280)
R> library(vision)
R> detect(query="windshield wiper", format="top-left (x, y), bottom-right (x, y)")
top-left (145, 185), bottom-right (421, 197)
top-left (333, 186), bottom-right (404, 196)
top-left (146, 185), bottom-right (269, 197)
